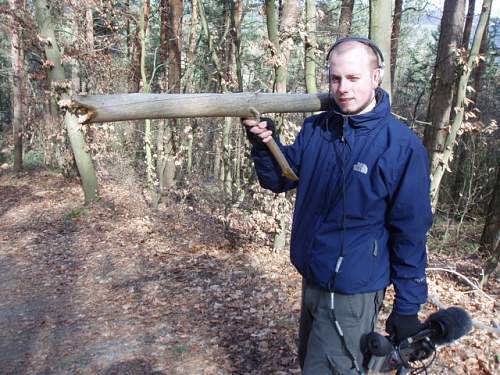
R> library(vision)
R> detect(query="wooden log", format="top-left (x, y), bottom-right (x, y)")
top-left (59, 92), bottom-right (331, 124)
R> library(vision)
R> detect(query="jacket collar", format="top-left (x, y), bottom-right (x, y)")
top-left (326, 88), bottom-right (390, 129)
top-left (322, 88), bottom-right (390, 146)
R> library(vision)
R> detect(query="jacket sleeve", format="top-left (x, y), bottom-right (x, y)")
top-left (250, 116), bottom-right (314, 193)
top-left (386, 141), bottom-right (433, 315)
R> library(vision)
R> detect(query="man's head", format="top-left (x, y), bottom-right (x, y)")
top-left (327, 38), bottom-right (384, 115)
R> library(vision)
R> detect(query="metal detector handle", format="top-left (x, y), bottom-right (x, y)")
top-left (249, 108), bottom-right (299, 182)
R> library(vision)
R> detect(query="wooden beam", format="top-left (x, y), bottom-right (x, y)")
top-left (59, 92), bottom-right (331, 124)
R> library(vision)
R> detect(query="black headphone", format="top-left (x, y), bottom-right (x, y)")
top-left (325, 36), bottom-right (385, 82)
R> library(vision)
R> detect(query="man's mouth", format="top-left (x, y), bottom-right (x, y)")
top-left (338, 98), bottom-right (354, 104)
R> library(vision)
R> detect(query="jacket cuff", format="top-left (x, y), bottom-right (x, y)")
top-left (394, 300), bottom-right (421, 315)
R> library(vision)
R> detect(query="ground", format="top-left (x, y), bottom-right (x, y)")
top-left (0, 170), bottom-right (498, 375)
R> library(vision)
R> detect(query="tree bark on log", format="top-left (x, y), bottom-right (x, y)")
top-left (61, 93), bottom-right (332, 124)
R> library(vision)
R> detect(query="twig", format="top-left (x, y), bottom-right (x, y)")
top-left (428, 293), bottom-right (500, 336)
top-left (426, 267), bottom-right (496, 302)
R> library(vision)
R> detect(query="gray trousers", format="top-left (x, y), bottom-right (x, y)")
top-left (299, 280), bottom-right (384, 375)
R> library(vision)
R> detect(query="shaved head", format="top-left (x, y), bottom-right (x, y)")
top-left (328, 41), bottom-right (379, 70)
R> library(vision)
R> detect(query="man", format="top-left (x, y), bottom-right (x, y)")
top-left (243, 37), bottom-right (433, 374)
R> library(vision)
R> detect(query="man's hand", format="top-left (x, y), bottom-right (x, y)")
top-left (242, 117), bottom-right (276, 146)
top-left (385, 311), bottom-right (423, 344)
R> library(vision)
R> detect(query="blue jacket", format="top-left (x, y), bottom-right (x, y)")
top-left (251, 89), bottom-right (433, 315)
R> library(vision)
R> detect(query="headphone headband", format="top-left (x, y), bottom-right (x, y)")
top-left (326, 36), bottom-right (385, 69)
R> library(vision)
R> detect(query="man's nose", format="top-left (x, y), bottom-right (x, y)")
top-left (337, 79), bottom-right (349, 93)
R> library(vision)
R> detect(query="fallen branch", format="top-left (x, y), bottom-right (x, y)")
top-left (426, 267), bottom-right (495, 302)
top-left (59, 92), bottom-right (331, 124)
top-left (428, 293), bottom-right (500, 336)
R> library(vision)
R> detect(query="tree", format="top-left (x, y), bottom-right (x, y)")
top-left (423, 0), bottom-right (466, 184)
top-left (157, 0), bottom-right (183, 194)
top-left (428, 0), bottom-right (493, 208)
top-left (480, 164), bottom-right (500, 286)
top-left (9, 0), bottom-right (24, 172)
top-left (34, 0), bottom-right (98, 204)
top-left (369, 0), bottom-right (392, 97)
top-left (390, 0), bottom-right (403, 92)
top-left (338, 0), bottom-right (354, 38)
top-left (305, 0), bottom-right (318, 94)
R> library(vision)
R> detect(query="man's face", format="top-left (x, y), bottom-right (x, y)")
top-left (329, 46), bottom-right (380, 115)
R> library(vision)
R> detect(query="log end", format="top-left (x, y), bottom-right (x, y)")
top-left (58, 98), bottom-right (96, 124)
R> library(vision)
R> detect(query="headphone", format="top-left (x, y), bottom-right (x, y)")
top-left (325, 36), bottom-right (385, 83)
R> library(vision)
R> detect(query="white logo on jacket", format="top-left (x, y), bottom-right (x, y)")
top-left (353, 162), bottom-right (368, 174)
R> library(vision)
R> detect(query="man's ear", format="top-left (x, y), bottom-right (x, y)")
top-left (372, 68), bottom-right (382, 88)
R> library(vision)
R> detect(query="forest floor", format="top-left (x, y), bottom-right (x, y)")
top-left (0, 170), bottom-right (498, 375)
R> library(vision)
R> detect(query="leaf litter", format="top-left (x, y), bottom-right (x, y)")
top-left (0, 170), bottom-right (498, 374)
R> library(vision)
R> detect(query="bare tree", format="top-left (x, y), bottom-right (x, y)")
top-left (390, 0), bottom-right (403, 93)
top-left (480, 164), bottom-right (500, 286)
top-left (305, 0), bottom-right (318, 93)
top-left (428, 0), bottom-right (492, 208)
top-left (338, 0), bottom-right (354, 38)
top-left (369, 0), bottom-right (392, 98)
top-left (9, 0), bottom-right (25, 172)
top-left (34, 0), bottom-right (98, 204)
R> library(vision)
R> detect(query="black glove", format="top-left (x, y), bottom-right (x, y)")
top-left (243, 117), bottom-right (276, 149)
top-left (385, 311), bottom-right (423, 344)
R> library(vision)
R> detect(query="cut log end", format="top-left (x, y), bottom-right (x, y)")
top-left (58, 98), bottom-right (96, 124)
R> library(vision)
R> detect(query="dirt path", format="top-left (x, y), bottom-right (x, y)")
top-left (0, 171), bottom-right (498, 374)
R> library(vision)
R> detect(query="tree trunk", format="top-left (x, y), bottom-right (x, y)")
top-left (9, 0), bottom-right (24, 172)
top-left (429, 0), bottom-right (492, 209)
top-left (35, 0), bottom-right (98, 204)
top-left (451, 6), bottom-right (487, 206)
top-left (390, 0), bottom-right (403, 94)
top-left (424, 0), bottom-right (465, 153)
top-left (338, 0), bottom-right (354, 38)
top-left (183, 0), bottom-right (199, 93)
top-left (231, 0), bottom-right (244, 91)
top-left (369, 0), bottom-right (392, 98)
top-left (85, 7), bottom-right (94, 53)
top-left (424, 0), bottom-right (466, 208)
top-left (480, 164), bottom-right (500, 285)
top-left (265, 0), bottom-right (299, 251)
top-left (462, 0), bottom-right (476, 48)
top-left (265, 0), bottom-right (286, 93)
top-left (160, 0), bottom-right (183, 192)
top-left (305, 0), bottom-right (318, 94)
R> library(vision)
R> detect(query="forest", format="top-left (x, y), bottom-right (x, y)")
top-left (0, 0), bottom-right (499, 374)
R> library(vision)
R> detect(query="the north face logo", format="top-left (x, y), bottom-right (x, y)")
top-left (353, 162), bottom-right (368, 174)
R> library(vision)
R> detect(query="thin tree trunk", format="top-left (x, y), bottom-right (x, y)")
top-left (305, 0), bottom-right (318, 94)
top-left (338, 0), bottom-right (354, 38)
top-left (10, 0), bottom-right (24, 172)
top-left (390, 0), bottom-right (403, 93)
top-left (480, 164), bottom-right (500, 286)
top-left (451, 5), bottom-right (487, 206)
top-left (160, 0), bottom-right (183, 191)
top-left (265, 0), bottom-right (299, 251)
top-left (429, 0), bottom-right (492, 209)
top-left (35, 0), bottom-right (98, 204)
top-left (183, 0), bottom-right (199, 175)
top-left (85, 7), bottom-right (94, 53)
top-left (369, 0), bottom-right (392, 98)
top-left (139, 0), bottom-right (156, 198)
top-left (462, 0), bottom-right (476, 48)
top-left (183, 0), bottom-right (199, 93)
top-left (265, 0), bottom-right (286, 93)
top-left (231, 0), bottom-right (244, 91)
